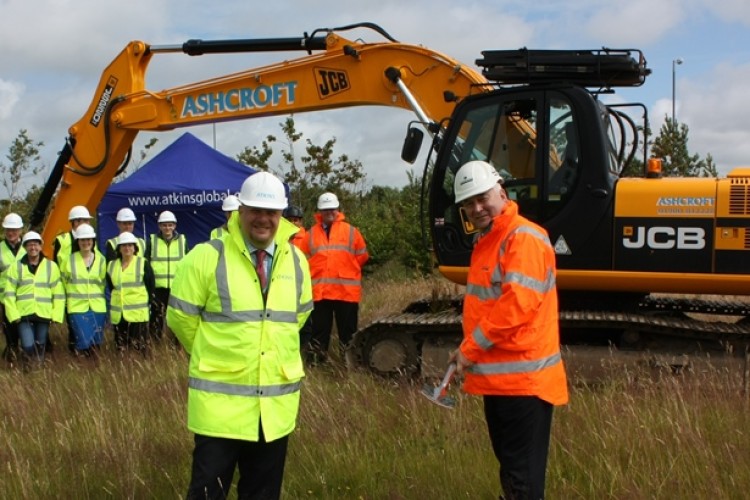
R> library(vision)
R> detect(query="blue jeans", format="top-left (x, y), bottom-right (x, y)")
top-left (18, 320), bottom-right (50, 362)
top-left (69, 311), bottom-right (106, 350)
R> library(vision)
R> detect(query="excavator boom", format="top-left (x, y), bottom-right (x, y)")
top-left (31, 24), bottom-right (490, 255)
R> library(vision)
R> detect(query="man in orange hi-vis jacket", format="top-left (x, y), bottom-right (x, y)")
top-left (283, 205), bottom-right (306, 250)
top-left (451, 160), bottom-right (568, 500)
top-left (300, 192), bottom-right (368, 363)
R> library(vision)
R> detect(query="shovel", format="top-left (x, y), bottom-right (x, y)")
top-left (421, 362), bottom-right (457, 409)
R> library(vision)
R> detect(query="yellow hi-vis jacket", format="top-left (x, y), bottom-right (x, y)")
top-left (4, 257), bottom-right (65, 324)
top-left (0, 240), bottom-right (24, 296)
top-left (107, 256), bottom-right (150, 324)
top-left (461, 201), bottom-right (568, 406)
top-left (60, 251), bottom-right (107, 314)
top-left (167, 216), bottom-right (313, 442)
top-left (148, 233), bottom-right (187, 289)
top-left (53, 231), bottom-right (73, 266)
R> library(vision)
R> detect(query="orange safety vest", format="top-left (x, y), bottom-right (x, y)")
top-left (301, 211), bottom-right (368, 303)
top-left (461, 201), bottom-right (568, 405)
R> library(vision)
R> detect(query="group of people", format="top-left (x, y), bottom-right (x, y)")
top-left (1, 162), bottom-right (568, 498)
top-left (0, 203), bottom-right (191, 367)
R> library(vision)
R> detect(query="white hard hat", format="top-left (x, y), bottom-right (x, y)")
top-left (73, 223), bottom-right (96, 240)
top-left (117, 232), bottom-right (138, 246)
top-left (221, 194), bottom-right (240, 212)
top-left (68, 205), bottom-right (92, 221)
top-left (116, 208), bottom-right (137, 222)
top-left (157, 211), bottom-right (177, 224)
top-left (238, 172), bottom-right (287, 210)
top-left (2, 213), bottom-right (23, 229)
top-left (317, 192), bottom-right (340, 210)
top-left (453, 161), bottom-right (503, 204)
top-left (22, 231), bottom-right (43, 246)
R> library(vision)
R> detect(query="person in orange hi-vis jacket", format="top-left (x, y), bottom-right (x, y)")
top-left (283, 205), bottom-right (307, 250)
top-left (300, 192), bottom-right (368, 364)
top-left (450, 160), bottom-right (568, 500)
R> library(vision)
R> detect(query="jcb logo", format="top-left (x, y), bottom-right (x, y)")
top-left (622, 226), bottom-right (705, 250)
top-left (315, 68), bottom-right (349, 99)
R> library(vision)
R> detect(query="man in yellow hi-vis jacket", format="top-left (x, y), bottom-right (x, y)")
top-left (167, 171), bottom-right (312, 500)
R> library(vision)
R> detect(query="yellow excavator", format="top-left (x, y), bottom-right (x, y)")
top-left (30, 23), bottom-right (750, 376)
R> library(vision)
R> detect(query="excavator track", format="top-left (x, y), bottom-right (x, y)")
top-left (348, 295), bottom-right (750, 377)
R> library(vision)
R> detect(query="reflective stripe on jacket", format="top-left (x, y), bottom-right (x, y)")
top-left (461, 201), bottom-right (568, 405)
top-left (149, 233), bottom-right (187, 288)
top-left (107, 256), bottom-right (150, 324)
top-left (167, 216), bottom-right (313, 442)
top-left (61, 251), bottom-right (107, 314)
top-left (301, 211), bottom-right (368, 303)
top-left (0, 240), bottom-right (24, 295)
top-left (210, 226), bottom-right (228, 240)
top-left (4, 258), bottom-right (65, 323)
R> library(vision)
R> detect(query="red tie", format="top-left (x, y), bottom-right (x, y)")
top-left (255, 249), bottom-right (267, 291)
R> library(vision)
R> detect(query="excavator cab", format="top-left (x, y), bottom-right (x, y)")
top-left (427, 49), bottom-right (650, 282)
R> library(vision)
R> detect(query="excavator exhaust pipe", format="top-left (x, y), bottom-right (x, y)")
top-left (420, 362), bottom-right (457, 409)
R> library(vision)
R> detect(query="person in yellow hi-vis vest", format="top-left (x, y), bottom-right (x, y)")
top-left (1, 213), bottom-right (25, 365)
top-left (146, 210), bottom-right (187, 342)
top-left (5, 231), bottom-right (65, 368)
top-left (59, 223), bottom-right (107, 356)
top-left (107, 232), bottom-right (155, 354)
top-left (209, 194), bottom-right (240, 240)
top-left (167, 171), bottom-right (312, 499)
top-left (104, 208), bottom-right (146, 262)
top-left (54, 205), bottom-right (93, 354)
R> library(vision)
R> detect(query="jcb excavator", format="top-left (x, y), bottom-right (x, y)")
top-left (30, 23), bottom-right (750, 377)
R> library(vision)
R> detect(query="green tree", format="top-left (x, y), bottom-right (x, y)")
top-left (235, 116), bottom-right (366, 211)
top-left (236, 136), bottom-right (276, 172)
top-left (702, 153), bottom-right (718, 178)
top-left (651, 117), bottom-right (715, 177)
top-left (0, 129), bottom-right (43, 210)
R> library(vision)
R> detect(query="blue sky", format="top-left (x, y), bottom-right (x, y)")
top-left (1, 0), bottom-right (749, 190)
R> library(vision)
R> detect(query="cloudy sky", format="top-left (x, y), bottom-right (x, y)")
top-left (1, 0), bottom-right (749, 191)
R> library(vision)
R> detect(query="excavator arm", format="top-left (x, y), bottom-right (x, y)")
top-left (31, 24), bottom-right (491, 255)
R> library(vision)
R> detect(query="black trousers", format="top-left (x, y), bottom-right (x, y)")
top-left (310, 299), bottom-right (358, 358)
top-left (1, 312), bottom-right (19, 362)
top-left (186, 430), bottom-right (289, 500)
top-left (484, 395), bottom-right (554, 500)
top-left (113, 320), bottom-right (148, 352)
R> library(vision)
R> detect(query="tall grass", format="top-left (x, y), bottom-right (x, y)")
top-left (1, 277), bottom-right (749, 498)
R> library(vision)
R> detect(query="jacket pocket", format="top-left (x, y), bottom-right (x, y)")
top-left (198, 357), bottom-right (245, 374)
top-left (281, 357), bottom-right (305, 380)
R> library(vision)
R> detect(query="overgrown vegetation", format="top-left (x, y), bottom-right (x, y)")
top-left (1, 277), bottom-right (749, 498)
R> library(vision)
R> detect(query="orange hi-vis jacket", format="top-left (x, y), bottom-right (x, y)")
top-left (461, 200), bottom-right (568, 405)
top-left (301, 211), bottom-right (369, 303)
top-left (290, 226), bottom-right (307, 250)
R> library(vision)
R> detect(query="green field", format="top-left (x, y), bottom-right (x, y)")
top-left (2, 277), bottom-right (749, 498)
